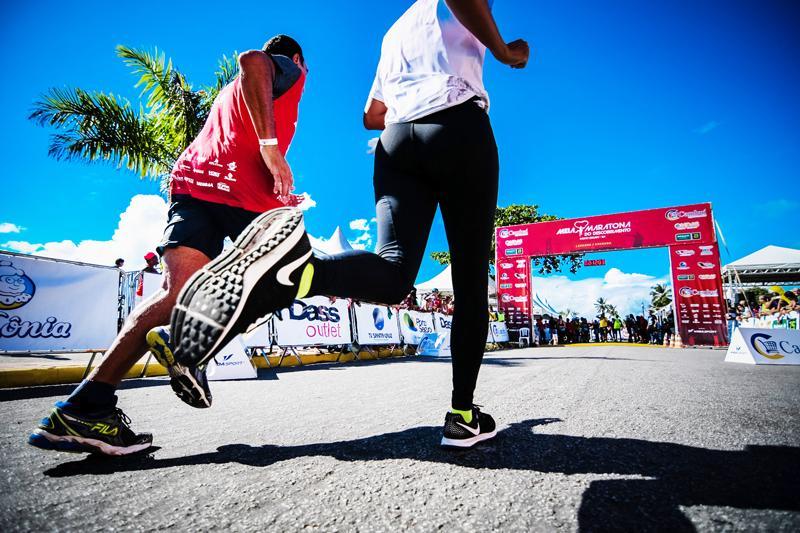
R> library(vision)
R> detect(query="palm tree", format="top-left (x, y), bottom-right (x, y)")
top-left (594, 297), bottom-right (608, 316)
top-left (650, 283), bottom-right (672, 310)
top-left (606, 304), bottom-right (619, 319)
top-left (29, 45), bottom-right (238, 188)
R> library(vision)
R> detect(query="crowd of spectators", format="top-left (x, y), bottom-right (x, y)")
top-left (400, 288), bottom-right (456, 314)
top-left (728, 288), bottom-right (799, 334)
top-left (534, 312), bottom-right (674, 345)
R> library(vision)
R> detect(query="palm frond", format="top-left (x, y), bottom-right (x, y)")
top-left (200, 52), bottom-right (239, 114)
top-left (116, 45), bottom-right (183, 111)
top-left (30, 87), bottom-right (174, 178)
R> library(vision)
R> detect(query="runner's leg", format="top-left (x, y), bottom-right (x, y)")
top-left (86, 247), bottom-right (209, 386)
top-left (417, 103), bottom-right (499, 410)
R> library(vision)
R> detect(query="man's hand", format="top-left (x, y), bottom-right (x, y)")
top-left (260, 145), bottom-right (294, 198)
top-left (493, 39), bottom-right (530, 69)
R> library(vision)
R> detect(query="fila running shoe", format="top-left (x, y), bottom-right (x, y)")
top-left (28, 403), bottom-right (152, 456)
top-left (171, 207), bottom-right (313, 367)
top-left (146, 326), bottom-right (212, 409)
top-left (440, 406), bottom-right (497, 448)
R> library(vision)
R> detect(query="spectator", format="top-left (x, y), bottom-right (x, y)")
top-left (114, 258), bottom-right (125, 269)
top-left (612, 316), bottom-right (623, 341)
top-left (399, 288), bottom-right (419, 310)
top-left (598, 315), bottom-right (608, 342)
top-left (423, 288), bottom-right (442, 312)
top-left (142, 252), bottom-right (161, 275)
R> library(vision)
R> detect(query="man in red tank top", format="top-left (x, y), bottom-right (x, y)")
top-left (28, 35), bottom-right (308, 456)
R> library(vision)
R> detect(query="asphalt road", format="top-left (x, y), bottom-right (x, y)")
top-left (1, 345), bottom-right (798, 532)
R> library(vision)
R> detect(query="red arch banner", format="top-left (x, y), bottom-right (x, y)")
top-left (495, 203), bottom-right (728, 347)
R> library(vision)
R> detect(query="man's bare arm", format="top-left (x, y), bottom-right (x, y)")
top-left (445, 0), bottom-right (529, 68)
top-left (238, 50), bottom-right (294, 198)
top-left (364, 99), bottom-right (388, 130)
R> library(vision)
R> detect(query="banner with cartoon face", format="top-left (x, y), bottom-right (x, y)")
top-left (0, 253), bottom-right (119, 351)
top-left (352, 303), bottom-right (401, 345)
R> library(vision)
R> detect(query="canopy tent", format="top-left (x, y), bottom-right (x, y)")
top-left (722, 245), bottom-right (800, 287)
top-left (415, 264), bottom-right (497, 297)
top-left (309, 226), bottom-right (353, 257)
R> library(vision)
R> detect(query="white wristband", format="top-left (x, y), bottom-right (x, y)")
top-left (258, 138), bottom-right (279, 147)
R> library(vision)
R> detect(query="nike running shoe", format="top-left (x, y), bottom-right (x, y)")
top-left (171, 207), bottom-right (312, 367)
top-left (440, 406), bottom-right (497, 448)
top-left (146, 326), bottom-right (212, 409)
top-left (28, 403), bottom-right (153, 456)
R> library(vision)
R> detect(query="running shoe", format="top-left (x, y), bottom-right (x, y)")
top-left (146, 326), bottom-right (212, 409)
top-left (28, 403), bottom-right (152, 456)
top-left (440, 406), bottom-right (497, 448)
top-left (171, 207), bottom-right (312, 367)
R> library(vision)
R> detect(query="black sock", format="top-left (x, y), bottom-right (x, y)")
top-left (61, 380), bottom-right (118, 415)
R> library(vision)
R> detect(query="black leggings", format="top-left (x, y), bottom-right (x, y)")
top-left (309, 99), bottom-right (499, 410)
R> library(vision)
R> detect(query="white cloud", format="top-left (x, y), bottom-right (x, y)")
top-left (348, 217), bottom-right (378, 250)
top-left (349, 218), bottom-right (370, 232)
top-left (1, 241), bottom-right (40, 254)
top-left (694, 120), bottom-right (721, 135)
top-left (366, 137), bottom-right (379, 155)
top-left (0, 223), bottom-right (23, 234)
top-left (296, 192), bottom-right (317, 211)
top-left (1, 194), bottom-right (168, 269)
top-left (529, 268), bottom-right (669, 318)
top-left (350, 232), bottom-right (372, 250)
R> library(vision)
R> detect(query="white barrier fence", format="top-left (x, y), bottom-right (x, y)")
top-left (1, 251), bottom-right (512, 360)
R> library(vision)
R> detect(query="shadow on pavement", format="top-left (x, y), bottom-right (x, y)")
top-left (44, 418), bottom-right (800, 531)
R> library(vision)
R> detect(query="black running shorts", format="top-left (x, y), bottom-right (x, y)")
top-left (157, 194), bottom-right (260, 260)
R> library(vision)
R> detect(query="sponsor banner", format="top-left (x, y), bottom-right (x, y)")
top-left (725, 328), bottom-right (800, 365)
top-left (496, 253), bottom-right (531, 333)
top-left (495, 203), bottom-right (715, 257)
top-left (273, 296), bottom-right (352, 346)
top-left (487, 321), bottom-right (510, 343)
top-left (352, 303), bottom-right (401, 345)
top-left (433, 312), bottom-right (452, 333)
top-left (669, 242), bottom-right (728, 346)
top-left (207, 336), bottom-right (257, 380)
top-left (0, 252), bottom-right (119, 351)
top-left (417, 332), bottom-right (451, 357)
top-left (399, 310), bottom-right (436, 345)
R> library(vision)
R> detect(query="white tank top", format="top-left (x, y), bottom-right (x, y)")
top-left (365, 0), bottom-right (491, 125)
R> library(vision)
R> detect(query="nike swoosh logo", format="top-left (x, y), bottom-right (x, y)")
top-left (456, 421), bottom-right (481, 436)
top-left (277, 249), bottom-right (313, 287)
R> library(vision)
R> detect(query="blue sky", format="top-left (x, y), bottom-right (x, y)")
top-left (1, 1), bottom-right (798, 301)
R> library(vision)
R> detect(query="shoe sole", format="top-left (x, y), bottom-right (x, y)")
top-left (171, 207), bottom-right (309, 367)
top-left (147, 328), bottom-right (211, 408)
top-left (28, 430), bottom-right (152, 456)
top-left (440, 429), bottom-right (498, 449)
top-left (169, 367), bottom-right (211, 408)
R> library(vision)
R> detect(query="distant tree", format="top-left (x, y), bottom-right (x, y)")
top-left (430, 204), bottom-right (583, 275)
top-left (606, 304), bottom-right (619, 319)
top-left (650, 283), bottom-right (672, 310)
top-left (29, 45), bottom-right (238, 190)
top-left (740, 287), bottom-right (769, 308)
top-left (594, 297), bottom-right (608, 316)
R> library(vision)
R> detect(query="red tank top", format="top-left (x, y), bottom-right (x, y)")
top-left (169, 69), bottom-right (305, 212)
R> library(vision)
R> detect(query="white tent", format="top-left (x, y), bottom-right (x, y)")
top-left (722, 245), bottom-right (800, 286)
top-left (309, 226), bottom-right (354, 257)
top-left (415, 264), bottom-right (496, 296)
